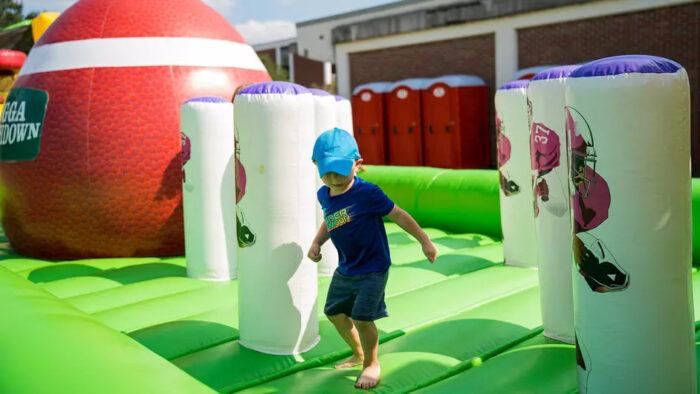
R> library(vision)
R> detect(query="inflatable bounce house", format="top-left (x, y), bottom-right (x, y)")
top-left (0, 12), bottom-right (56, 115)
top-left (0, 1), bottom-right (697, 393)
top-left (0, 11), bottom-right (59, 53)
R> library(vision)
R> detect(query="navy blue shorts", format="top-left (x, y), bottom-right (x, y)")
top-left (324, 269), bottom-right (389, 321)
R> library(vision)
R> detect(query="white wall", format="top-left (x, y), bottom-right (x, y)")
top-left (296, 0), bottom-right (459, 63)
top-left (334, 0), bottom-right (694, 97)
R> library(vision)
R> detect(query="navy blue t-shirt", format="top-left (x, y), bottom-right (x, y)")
top-left (318, 177), bottom-right (394, 276)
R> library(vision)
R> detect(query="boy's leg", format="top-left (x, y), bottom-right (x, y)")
top-left (325, 270), bottom-right (364, 368)
top-left (354, 320), bottom-right (380, 389)
top-left (349, 270), bottom-right (388, 389)
top-left (327, 313), bottom-right (364, 368)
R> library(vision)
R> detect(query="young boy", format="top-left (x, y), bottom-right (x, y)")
top-left (307, 128), bottom-right (438, 390)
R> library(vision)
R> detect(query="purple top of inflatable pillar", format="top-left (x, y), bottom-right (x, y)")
top-left (335, 95), bottom-right (349, 102)
top-left (184, 96), bottom-right (228, 103)
top-left (498, 79), bottom-right (530, 90)
top-left (237, 81), bottom-right (310, 95)
top-left (570, 55), bottom-right (682, 78)
top-left (309, 88), bottom-right (331, 96)
top-left (531, 65), bottom-right (580, 81)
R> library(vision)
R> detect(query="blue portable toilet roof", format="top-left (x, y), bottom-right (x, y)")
top-left (428, 75), bottom-right (486, 87)
top-left (390, 78), bottom-right (432, 91)
top-left (352, 81), bottom-right (393, 95)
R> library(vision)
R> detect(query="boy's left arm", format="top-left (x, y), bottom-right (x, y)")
top-left (387, 205), bottom-right (438, 263)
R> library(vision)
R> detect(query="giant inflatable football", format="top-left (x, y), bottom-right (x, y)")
top-left (0, 0), bottom-right (270, 258)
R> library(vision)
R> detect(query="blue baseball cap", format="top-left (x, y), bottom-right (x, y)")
top-left (312, 128), bottom-right (361, 177)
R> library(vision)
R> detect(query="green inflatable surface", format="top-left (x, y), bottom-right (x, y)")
top-left (360, 166), bottom-right (502, 239)
top-left (0, 166), bottom-right (698, 393)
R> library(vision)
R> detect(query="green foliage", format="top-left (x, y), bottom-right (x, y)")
top-left (0, 0), bottom-right (24, 28)
top-left (0, 1), bottom-right (37, 29)
top-left (259, 54), bottom-right (289, 82)
top-left (310, 80), bottom-right (336, 94)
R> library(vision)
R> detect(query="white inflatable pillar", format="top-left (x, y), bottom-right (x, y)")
top-left (180, 96), bottom-right (236, 280)
top-left (310, 88), bottom-right (340, 276)
top-left (495, 80), bottom-right (537, 267)
top-left (334, 95), bottom-right (353, 133)
top-left (528, 65), bottom-right (579, 343)
top-left (234, 82), bottom-right (320, 354)
top-left (566, 55), bottom-right (695, 393)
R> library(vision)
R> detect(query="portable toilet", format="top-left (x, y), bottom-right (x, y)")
top-left (351, 82), bottom-right (391, 165)
top-left (421, 75), bottom-right (489, 169)
top-left (386, 78), bottom-right (430, 166)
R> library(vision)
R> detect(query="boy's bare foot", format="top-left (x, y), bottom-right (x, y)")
top-left (335, 354), bottom-right (364, 369)
top-left (355, 364), bottom-right (380, 389)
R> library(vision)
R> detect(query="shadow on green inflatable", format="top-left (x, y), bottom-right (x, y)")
top-left (399, 251), bottom-right (499, 277)
top-left (27, 262), bottom-right (186, 284)
top-left (131, 320), bottom-right (240, 360)
top-left (173, 319), bottom-right (401, 393)
top-left (432, 235), bottom-right (491, 250)
top-left (413, 342), bottom-right (578, 394)
top-left (235, 319), bottom-right (539, 393)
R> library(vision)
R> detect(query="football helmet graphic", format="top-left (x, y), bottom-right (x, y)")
top-left (234, 131), bottom-right (256, 248)
top-left (534, 176), bottom-right (550, 202)
top-left (575, 331), bottom-right (592, 394)
top-left (530, 122), bottom-right (560, 173)
top-left (181, 132), bottom-right (191, 167)
top-left (496, 113), bottom-right (519, 196)
top-left (180, 132), bottom-right (192, 183)
top-left (533, 175), bottom-right (548, 217)
top-left (235, 157), bottom-right (246, 204)
top-left (567, 107), bottom-right (611, 232)
top-left (499, 170), bottom-right (520, 196)
top-left (237, 210), bottom-right (256, 248)
top-left (526, 98), bottom-right (533, 132)
top-left (573, 232), bottom-right (629, 292)
top-left (533, 172), bottom-right (569, 218)
top-left (566, 106), bottom-right (598, 199)
top-left (497, 127), bottom-right (511, 168)
top-left (530, 122), bottom-right (568, 217)
top-left (572, 165), bottom-right (610, 232)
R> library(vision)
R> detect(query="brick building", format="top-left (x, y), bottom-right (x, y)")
top-left (296, 0), bottom-right (700, 172)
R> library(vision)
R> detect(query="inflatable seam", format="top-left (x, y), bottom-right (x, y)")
top-left (66, 281), bottom-right (211, 314)
top-left (403, 326), bottom-right (543, 394)
top-left (92, 284), bottom-right (234, 332)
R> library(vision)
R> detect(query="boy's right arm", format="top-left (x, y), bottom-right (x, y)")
top-left (308, 222), bottom-right (329, 262)
top-left (387, 205), bottom-right (438, 263)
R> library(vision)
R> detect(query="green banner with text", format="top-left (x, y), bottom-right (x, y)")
top-left (0, 87), bottom-right (48, 162)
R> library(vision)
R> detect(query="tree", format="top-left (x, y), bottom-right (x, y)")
top-left (0, 1), bottom-right (39, 29)
top-left (0, 0), bottom-right (24, 28)
top-left (259, 54), bottom-right (289, 82)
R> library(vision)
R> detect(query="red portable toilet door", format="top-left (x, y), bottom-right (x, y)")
top-left (459, 86), bottom-right (490, 168)
top-left (352, 90), bottom-right (387, 164)
top-left (422, 82), bottom-right (460, 168)
top-left (387, 87), bottom-right (422, 166)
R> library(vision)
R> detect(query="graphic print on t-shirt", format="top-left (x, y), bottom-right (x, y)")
top-left (325, 206), bottom-right (354, 232)
top-left (317, 177), bottom-right (394, 275)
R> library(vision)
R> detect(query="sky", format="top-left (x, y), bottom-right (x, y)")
top-left (23, 0), bottom-right (398, 44)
